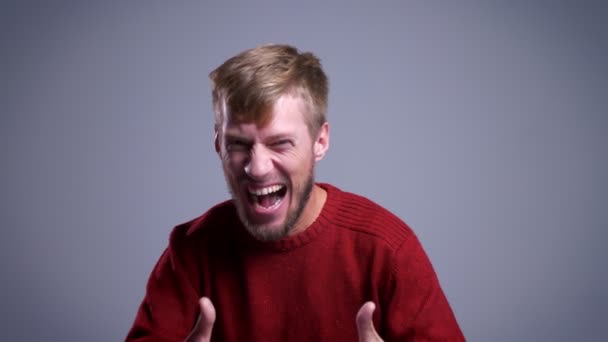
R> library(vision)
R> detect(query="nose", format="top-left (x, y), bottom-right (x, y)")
top-left (244, 145), bottom-right (273, 179)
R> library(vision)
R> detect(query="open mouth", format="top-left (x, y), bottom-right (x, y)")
top-left (248, 184), bottom-right (287, 210)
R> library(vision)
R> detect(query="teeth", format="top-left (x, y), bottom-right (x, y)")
top-left (249, 185), bottom-right (283, 196)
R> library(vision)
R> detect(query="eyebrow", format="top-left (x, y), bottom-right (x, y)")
top-left (224, 132), bottom-right (247, 139)
top-left (224, 132), bottom-right (295, 143)
top-left (265, 133), bottom-right (294, 142)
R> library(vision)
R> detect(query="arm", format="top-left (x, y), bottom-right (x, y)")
top-left (383, 234), bottom-right (465, 341)
top-left (126, 228), bottom-right (201, 341)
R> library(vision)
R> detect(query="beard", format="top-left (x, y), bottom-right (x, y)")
top-left (226, 168), bottom-right (315, 242)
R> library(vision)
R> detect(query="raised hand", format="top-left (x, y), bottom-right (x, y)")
top-left (356, 301), bottom-right (384, 342)
top-left (184, 297), bottom-right (216, 342)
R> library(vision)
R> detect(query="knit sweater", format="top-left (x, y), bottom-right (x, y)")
top-left (126, 183), bottom-right (464, 341)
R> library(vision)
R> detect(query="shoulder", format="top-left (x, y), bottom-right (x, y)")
top-left (321, 183), bottom-right (415, 251)
top-left (168, 200), bottom-right (237, 246)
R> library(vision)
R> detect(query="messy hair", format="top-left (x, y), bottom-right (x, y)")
top-left (209, 44), bottom-right (329, 135)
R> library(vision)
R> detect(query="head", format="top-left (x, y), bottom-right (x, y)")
top-left (210, 44), bottom-right (330, 241)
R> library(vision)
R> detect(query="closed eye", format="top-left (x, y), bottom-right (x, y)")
top-left (226, 139), bottom-right (250, 151)
top-left (270, 140), bottom-right (293, 148)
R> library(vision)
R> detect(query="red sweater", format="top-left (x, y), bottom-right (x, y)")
top-left (127, 183), bottom-right (464, 341)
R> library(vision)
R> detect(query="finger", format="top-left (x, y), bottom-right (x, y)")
top-left (356, 301), bottom-right (383, 342)
top-left (198, 297), bottom-right (216, 337)
top-left (186, 297), bottom-right (216, 341)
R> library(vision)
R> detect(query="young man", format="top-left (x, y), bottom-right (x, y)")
top-left (127, 44), bottom-right (464, 341)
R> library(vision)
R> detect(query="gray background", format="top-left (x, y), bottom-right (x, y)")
top-left (1, 1), bottom-right (607, 341)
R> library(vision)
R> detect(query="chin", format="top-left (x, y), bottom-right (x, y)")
top-left (244, 221), bottom-right (292, 242)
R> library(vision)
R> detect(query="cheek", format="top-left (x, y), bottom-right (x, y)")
top-left (223, 152), bottom-right (245, 170)
top-left (279, 153), bottom-right (314, 177)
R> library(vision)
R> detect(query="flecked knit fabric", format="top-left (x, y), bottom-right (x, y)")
top-left (126, 183), bottom-right (464, 341)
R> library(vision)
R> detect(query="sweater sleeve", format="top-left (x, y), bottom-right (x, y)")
top-left (126, 227), bottom-right (201, 342)
top-left (383, 234), bottom-right (465, 341)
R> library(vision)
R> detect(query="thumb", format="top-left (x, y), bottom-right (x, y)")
top-left (185, 297), bottom-right (216, 342)
top-left (356, 301), bottom-right (383, 342)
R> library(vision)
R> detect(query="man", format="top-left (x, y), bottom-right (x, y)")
top-left (126, 44), bottom-right (464, 341)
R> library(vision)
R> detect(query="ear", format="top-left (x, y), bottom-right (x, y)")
top-left (313, 122), bottom-right (330, 162)
top-left (214, 125), bottom-right (221, 154)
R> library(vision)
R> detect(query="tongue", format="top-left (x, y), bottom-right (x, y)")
top-left (258, 193), bottom-right (280, 208)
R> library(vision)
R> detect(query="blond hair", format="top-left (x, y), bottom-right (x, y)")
top-left (210, 44), bottom-right (329, 135)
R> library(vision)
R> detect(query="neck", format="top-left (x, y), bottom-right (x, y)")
top-left (288, 184), bottom-right (327, 236)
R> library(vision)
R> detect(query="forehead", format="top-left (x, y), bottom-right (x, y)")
top-left (222, 94), bottom-right (310, 135)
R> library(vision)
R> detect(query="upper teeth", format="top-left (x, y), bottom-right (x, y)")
top-left (250, 185), bottom-right (283, 196)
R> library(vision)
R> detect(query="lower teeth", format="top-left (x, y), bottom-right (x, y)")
top-left (259, 196), bottom-right (280, 208)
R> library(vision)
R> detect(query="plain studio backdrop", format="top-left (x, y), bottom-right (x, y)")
top-left (1, 1), bottom-right (606, 341)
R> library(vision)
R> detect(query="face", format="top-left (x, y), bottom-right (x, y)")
top-left (216, 94), bottom-right (329, 241)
